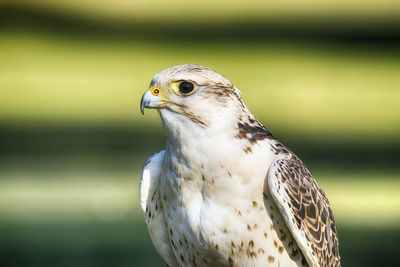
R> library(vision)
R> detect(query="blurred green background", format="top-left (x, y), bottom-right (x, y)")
top-left (0, 1), bottom-right (399, 266)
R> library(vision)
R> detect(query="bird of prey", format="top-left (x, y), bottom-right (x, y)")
top-left (139, 64), bottom-right (340, 267)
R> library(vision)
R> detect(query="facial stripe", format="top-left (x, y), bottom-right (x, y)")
top-left (165, 102), bottom-right (209, 127)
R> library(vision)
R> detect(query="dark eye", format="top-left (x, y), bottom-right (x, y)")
top-left (179, 81), bottom-right (195, 94)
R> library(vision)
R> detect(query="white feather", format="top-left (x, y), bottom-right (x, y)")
top-left (140, 151), bottom-right (164, 212)
top-left (139, 150), bottom-right (179, 267)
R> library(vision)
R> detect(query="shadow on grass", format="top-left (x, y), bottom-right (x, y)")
top-left (0, 5), bottom-right (399, 48)
top-left (0, 219), bottom-right (398, 267)
top-left (0, 124), bottom-right (399, 172)
top-left (0, 220), bottom-right (163, 267)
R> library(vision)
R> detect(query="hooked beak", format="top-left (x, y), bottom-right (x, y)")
top-left (140, 88), bottom-right (167, 114)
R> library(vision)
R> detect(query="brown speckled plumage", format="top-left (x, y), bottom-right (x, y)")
top-left (270, 152), bottom-right (341, 267)
top-left (139, 64), bottom-right (341, 267)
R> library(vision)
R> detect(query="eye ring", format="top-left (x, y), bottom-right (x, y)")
top-left (151, 87), bottom-right (160, 95)
top-left (178, 81), bottom-right (195, 95)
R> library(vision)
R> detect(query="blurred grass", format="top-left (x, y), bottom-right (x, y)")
top-left (0, 1), bottom-right (399, 267)
top-left (0, 220), bottom-right (399, 267)
top-left (3, 0), bottom-right (400, 21)
top-left (0, 171), bottom-right (399, 227)
top-left (0, 31), bottom-right (399, 140)
top-left (0, 170), bottom-right (399, 267)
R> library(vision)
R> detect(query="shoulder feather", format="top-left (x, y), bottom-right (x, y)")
top-left (139, 150), bottom-right (179, 266)
top-left (268, 153), bottom-right (341, 267)
top-left (140, 150), bottom-right (165, 213)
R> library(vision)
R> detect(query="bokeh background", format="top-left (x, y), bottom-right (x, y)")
top-left (0, 1), bottom-right (399, 266)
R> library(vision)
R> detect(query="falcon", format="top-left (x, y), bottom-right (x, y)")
top-left (139, 64), bottom-right (341, 267)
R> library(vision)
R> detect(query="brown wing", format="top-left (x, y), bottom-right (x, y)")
top-left (268, 154), bottom-right (341, 267)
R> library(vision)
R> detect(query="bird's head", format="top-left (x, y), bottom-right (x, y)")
top-left (140, 64), bottom-right (246, 134)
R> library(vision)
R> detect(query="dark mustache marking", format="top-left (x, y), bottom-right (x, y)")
top-left (165, 102), bottom-right (209, 128)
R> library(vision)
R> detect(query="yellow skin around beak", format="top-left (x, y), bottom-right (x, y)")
top-left (140, 86), bottom-right (169, 114)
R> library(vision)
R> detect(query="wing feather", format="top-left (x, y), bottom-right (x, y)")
top-left (140, 150), bottom-right (178, 267)
top-left (268, 154), bottom-right (341, 267)
top-left (140, 151), bottom-right (164, 212)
